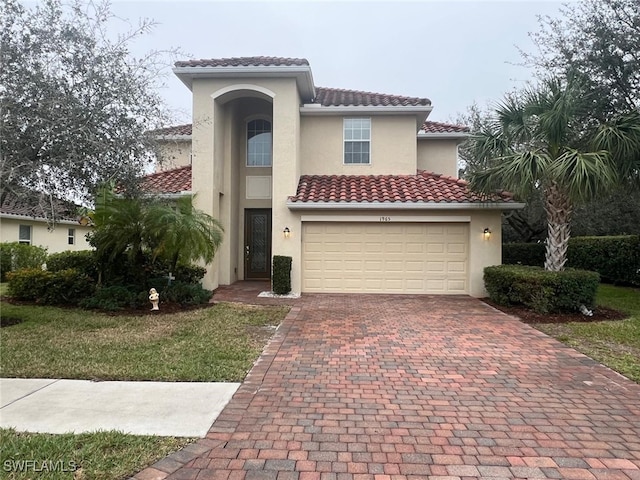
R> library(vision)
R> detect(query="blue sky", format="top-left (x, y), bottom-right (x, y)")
top-left (109, 1), bottom-right (566, 125)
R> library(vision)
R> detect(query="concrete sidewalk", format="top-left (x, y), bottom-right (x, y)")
top-left (0, 378), bottom-right (239, 437)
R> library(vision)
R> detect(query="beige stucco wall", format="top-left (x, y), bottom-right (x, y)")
top-left (190, 77), bottom-right (302, 290)
top-left (417, 139), bottom-right (459, 177)
top-left (294, 208), bottom-right (503, 297)
top-left (156, 139), bottom-right (192, 171)
top-left (300, 116), bottom-right (417, 175)
top-left (0, 218), bottom-right (93, 253)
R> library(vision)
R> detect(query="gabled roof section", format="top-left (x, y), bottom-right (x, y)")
top-left (140, 166), bottom-right (192, 195)
top-left (314, 87), bottom-right (431, 107)
top-left (288, 171), bottom-right (520, 210)
top-left (173, 56), bottom-right (315, 100)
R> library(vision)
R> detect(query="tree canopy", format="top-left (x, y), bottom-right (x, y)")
top-left (521, 0), bottom-right (639, 120)
top-left (0, 0), bottom-right (173, 219)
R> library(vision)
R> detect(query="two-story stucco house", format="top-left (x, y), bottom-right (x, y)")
top-left (150, 57), bottom-right (523, 297)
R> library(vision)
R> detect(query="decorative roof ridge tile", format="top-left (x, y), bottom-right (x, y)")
top-left (175, 56), bottom-right (309, 68)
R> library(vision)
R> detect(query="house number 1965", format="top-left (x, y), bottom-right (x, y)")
top-left (379, 216), bottom-right (392, 222)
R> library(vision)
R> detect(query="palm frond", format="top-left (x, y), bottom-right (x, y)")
top-left (551, 149), bottom-right (618, 203)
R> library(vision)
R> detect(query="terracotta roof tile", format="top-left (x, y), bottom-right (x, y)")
top-left (141, 166), bottom-right (192, 194)
top-left (1, 191), bottom-right (79, 221)
top-left (289, 171), bottom-right (512, 204)
top-left (421, 121), bottom-right (469, 133)
top-left (175, 57), bottom-right (309, 68)
top-left (153, 124), bottom-right (192, 136)
top-left (315, 87), bottom-right (431, 107)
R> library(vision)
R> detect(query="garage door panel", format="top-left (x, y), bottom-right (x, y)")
top-left (302, 222), bottom-right (468, 294)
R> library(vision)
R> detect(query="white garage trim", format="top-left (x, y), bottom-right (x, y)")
top-left (301, 214), bottom-right (470, 223)
top-left (302, 222), bottom-right (469, 294)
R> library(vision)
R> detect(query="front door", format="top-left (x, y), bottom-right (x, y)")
top-left (244, 209), bottom-right (272, 279)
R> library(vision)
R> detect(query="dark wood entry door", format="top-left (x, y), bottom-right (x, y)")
top-left (244, 209), bottom-right (272, 279)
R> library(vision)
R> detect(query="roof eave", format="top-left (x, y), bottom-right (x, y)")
top-left (287, 201), bottom-right (526, 211)
top-left (156, 134), bottom-right (192, 141)
top-left (0, 213), bottom-right (84, 225)
top-left (173, 65), bottom-right (315, 100)
top-left (417, 132), bottom-right (470, 140)
top-left (300, 105), bottom-right (434, 129)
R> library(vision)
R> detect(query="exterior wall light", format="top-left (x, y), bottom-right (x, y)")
top-left (483, 228), bottom-right (492, 239)
top-left (283, 227), bottom-right (291, 238)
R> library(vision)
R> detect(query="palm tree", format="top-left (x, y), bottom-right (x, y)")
top-left (469, 76), bottom-right (640, 271)
top-left (146, 195), bottom-right (224, 275)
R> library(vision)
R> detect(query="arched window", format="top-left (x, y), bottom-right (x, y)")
top-left (247, 119), bottom-right (272, 166)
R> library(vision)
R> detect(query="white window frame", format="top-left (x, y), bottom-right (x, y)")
top-left (19, 225), bottom-right (32, 245)
top-left (246, 117), bottom-right (272, 167)
top-left (68, 228), bottom-right (76, 245)
top-left (343, 118), bottom-right (371, 165)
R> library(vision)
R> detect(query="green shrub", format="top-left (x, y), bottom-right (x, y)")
top-left (502, 242), bottom-right (545, 266)
top-left (484, 264), bottom-right (600, 314)
top-left (0, 242), bottom-right (48, 281)
top-left (568, 236), bottom-right (639, 286)
top-left (79, 285), bottom-right (144, 311)
top-left (503, 235), bottom-right (640, 286)
top-left (160, 282), bottom-right (212, 305)
top-left (47, 250), bottom-right (97, 279)
top-left (6, 268), bottom-right (50, 300)
top-left (7, 268), bottom-right (94, 305)
top-left (145, 262), bottom-right (206, 287)
top-left (272, 255), bottom-right (292, 295)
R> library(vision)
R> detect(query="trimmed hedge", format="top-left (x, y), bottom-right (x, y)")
top-left (7, 268), bottom-right (95, 305)
top-left (0, 242), bottom-right (48, 281)
top-left (272, 255), bottom-right (292, 295)
top-left (503, 235), bottom-right (640, 286)
top-left (484, 264), bottom-right (600, 314)
top-left (47, 250), bottom-right (98, 279)
top-left (568, 236), bottom-right (639, 286)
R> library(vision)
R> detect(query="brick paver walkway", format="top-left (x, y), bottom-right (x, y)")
top-left (133, 293), bottom-right (640, 480)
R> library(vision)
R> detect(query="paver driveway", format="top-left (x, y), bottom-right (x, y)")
top-left (134, 294), bottom-right (640, 480)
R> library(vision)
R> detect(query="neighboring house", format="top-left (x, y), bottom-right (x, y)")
top-left (0, 192), bottom-right (92, 253)
top-left (150, 56), bottom-right (523, 296)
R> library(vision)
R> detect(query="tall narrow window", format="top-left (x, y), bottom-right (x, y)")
top-left (344, 118), bottom-right (371, 164)
top-left (19, 225), bottom-right (32, 245)
top-left (68, 228), bottom-right (76, 245)
top-left (247, 119), bottom-right (272, 166)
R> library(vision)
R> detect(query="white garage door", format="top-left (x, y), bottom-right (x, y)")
top-left (302, 223), bottom-right (469, 294)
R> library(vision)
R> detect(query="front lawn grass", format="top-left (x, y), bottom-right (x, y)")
top-left (0, 301), bottom-right (288, 382)
top-left (534, 284), bottom-right (640, 382)
top-left (0, 428), bottom-right (193, 480)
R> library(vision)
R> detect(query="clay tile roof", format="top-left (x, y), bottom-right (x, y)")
top-left (315, 87), bottom-right (431, 107)
top-left (140, 166), bottom-right (192, 194)
top-left (174, 57), bottom-right (309, 68)
top-left (421, 121), bottom-right (469, 133)
top-left (153, 124), bottom-right (192, 136)
top-left (289, 171), bottom-right (512, 204)
top-left (1, 191), bottom-right (79, 221)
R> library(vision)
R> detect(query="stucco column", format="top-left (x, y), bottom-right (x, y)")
top-left (468, 210), bottom-right (502, 297)
top-left (271, 80), bottom-right (302, 293)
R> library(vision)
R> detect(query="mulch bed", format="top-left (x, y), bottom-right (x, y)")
top-left (482, 299), bottom-right (627, 324)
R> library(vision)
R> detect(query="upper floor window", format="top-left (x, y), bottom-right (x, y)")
top-left (247, 119), bottom-right (272, 167)
top-left (19, 225), bottom-right (32, 245)
top-left (344, 118), bottom-right (371, 164)
top-left (68, 228), bottom-right (76, 245)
